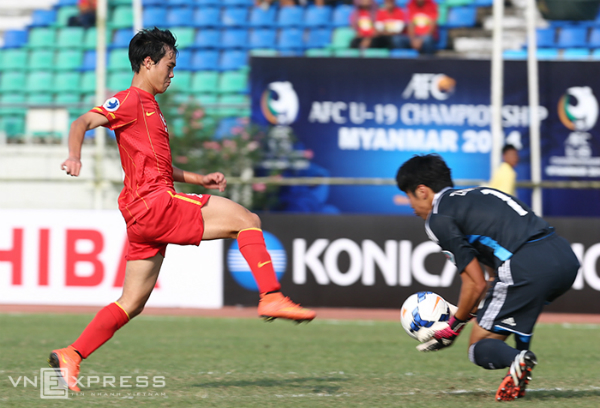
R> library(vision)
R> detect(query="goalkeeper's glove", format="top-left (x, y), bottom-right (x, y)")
top-left (417, 316), bottom-right (468, 352)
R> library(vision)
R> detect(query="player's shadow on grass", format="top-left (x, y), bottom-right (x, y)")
top-left (193, 376), bottom-right (348, 394)
top-left (522, 389), bottom-right (600, 400)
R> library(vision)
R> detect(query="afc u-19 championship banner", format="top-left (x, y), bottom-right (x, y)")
top-left (250, 58), bottom-right (600, 216)
top-left (0, 210), bottom-right (223, 308)
top-left (224, 214), bottom-right (600, 313)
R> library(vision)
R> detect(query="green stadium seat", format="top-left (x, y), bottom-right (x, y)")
top-left (109, 6), bottom-right (133, 29)
top-left (1, 49), bottom-right (28, 71)
top-left (217, 94), bottom-right (248, 117)
top-left (330, 27), bottom-right (355, 49)
top-left (191, 71), bottom-right (219, 94)
top-left (0, 115), bottom-right (26, 139)
top-left (438, 5), bottom-right (448, 25)
top-left (53, 6), bottom-right (79, 28)
top-left (27, 28), bottom-right (56, 49)
top-left (444, 0), bottom-right (473, 6)
top-left (26, 93), bottom-right (54, 105)
top-left (333, 48), bottom-right (361, 57)
top-left (217, 71), bottom-right (247, 94)
top-left (55, 93), bottom-right (82, 105)
top-left (26, 71), bottom-right (54, 93)
top-left (195, 94), bottom-right (218, 115)
top-left (28, 49), bottom-right (55, 71)
top-left (80, 71), bottom-right (96, 93)
top-left (54, 71), bottom-right (82, 93)
top-left (0, 72), bottom-right (27, 92)
top-left (306, 48), bottom-right (333, 57)
top-left (0, 94), bottom-right (26, 115)
top-left (56, 27), bottom-right (86, 49)
top-left (169, 28), bottom-right (195, 49)
top-left (170, 70), bottom-right (192, 93)
top-left (82, 92), bottom-right (97, 106)
top-left (55, 50), bottom-right (84, 71)
top-left (363, 48), bottom-right (391, 58)
top-left (107, 71), bottom-right (132, 91)
top-left (250, 49), bottom-right (279, 57)
top-left (109, 0), bottom-right (132, 5)
top-left (108, 49), bottom-right (131, 71)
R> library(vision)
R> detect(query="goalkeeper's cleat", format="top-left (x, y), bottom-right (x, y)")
top-left (258, 292), bottom-right (316, 323)
top-left (495, 350), bottom-right (537, 401)
top-left (48, 346), bottom-right (82, 392)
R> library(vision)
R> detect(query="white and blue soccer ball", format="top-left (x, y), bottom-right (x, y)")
top-left (400, 291), bottom-right (451, 342)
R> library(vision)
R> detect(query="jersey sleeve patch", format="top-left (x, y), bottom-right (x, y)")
top-left (103, 97), bottom-right (121, 112)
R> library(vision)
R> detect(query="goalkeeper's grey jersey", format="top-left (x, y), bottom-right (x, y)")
top-left (425, 187), bottom-right (552, 273)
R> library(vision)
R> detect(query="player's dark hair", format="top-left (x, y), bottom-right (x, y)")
top-left (502, 144), bottom-right (517, 155)
top-left (396, 154), bottom-right (454, 194)
top-left (129, 27), bottom-right (178, 73)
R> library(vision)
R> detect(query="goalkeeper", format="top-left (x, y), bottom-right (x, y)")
top-left (396, 154), bottom-right (579, 401)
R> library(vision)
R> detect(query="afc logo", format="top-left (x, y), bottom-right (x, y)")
top-left (402, 73), bottom-right (456, 101)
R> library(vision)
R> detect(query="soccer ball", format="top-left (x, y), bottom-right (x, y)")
top-left (400, 291), bottom-right (451, 342)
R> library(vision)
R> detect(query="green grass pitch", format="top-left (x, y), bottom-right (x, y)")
top-left (0, 313), bottom-right (599, 407)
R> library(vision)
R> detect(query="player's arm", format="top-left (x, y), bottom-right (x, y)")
top-left (61, 112), bottom-right (109, 177)
top-left (172, 166), bottom-right (227, 192)
top-left (456, 258), bottom-right (487, 320)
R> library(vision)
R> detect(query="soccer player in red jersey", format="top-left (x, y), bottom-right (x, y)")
top-left (50, 28), bottom-right (315, 392)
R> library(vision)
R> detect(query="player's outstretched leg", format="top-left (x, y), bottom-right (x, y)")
top-left (258, 291), bottom-right (316, 323)
top-left (48, 345), bottom-right (82, 392)
top-left (495, 350), bottom-right (537, 401)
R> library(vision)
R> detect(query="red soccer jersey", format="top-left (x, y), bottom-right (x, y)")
top-left (92, 87), bottom-right (174, 226)
top-left (375, 7), bottom-right (407, 34)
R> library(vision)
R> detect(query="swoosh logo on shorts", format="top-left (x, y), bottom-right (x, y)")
top-left (146, 111), bottom-right (155, 116)
top-left (258, 260), bottom-right (272, 268)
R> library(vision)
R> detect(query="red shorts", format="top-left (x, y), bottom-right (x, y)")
top-left (125, 191), bottom-right (211, 260)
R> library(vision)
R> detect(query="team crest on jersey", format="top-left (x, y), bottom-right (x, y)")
top-left (103, 97), bottom-right (120, 112)
top-left (442, 250), bottom-right (456, 265)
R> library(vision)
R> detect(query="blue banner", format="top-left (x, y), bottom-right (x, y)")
top-left (250, 58), bottom-right (600, 216)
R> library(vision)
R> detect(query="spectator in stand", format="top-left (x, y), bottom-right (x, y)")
top-left (68, 0), bottom-right (97, 29)
top-left (489, 144), bottom-right (519, 196)
top-left (406, 0), bottom-right (438, 54)
top-left (375, 0), bottom-right (409, 49)
top-left (349, 0), bottom-right (379, 49)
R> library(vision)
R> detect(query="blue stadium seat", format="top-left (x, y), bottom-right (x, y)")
top-left (279, 49), bottom-right (303, 57)
top-left (473, 0), bottom-right (493, 5)
top-left (249, 7), bottom-right (276, 28)
top-left (592, 49), bottom-right (600, 59)
top-left (557, 26), bottom-right (588, 48)
top-left (81, 50), bottom-right (96, 71)
top-left (437, 27), bottom-right (449, 49)
top-left (249, 29), bottom-right (277, 49)
top-left (305, 28), bottom-right (332, 48)
top-left (168, 0), bottom-right (194, 5)
top-left (589, 27), bottom-right (600, 48)
top-left (562, 48), bottom-right (590, 59)
top-left (332, 4), bottom-right (353, 28)
top-left (166, 7), bottom-right (194, 27)
top-left (221, 29), bottom-right (249, 49)
top-left (536, 28), bottom-right (556, 47)
top-left (303, 5), bottom-right (332, 28)
top-left (29, 9), bottom-right (57, 27)
top-left (222, 0), bottom-right (253, 5)
top-left (143, 7), bottom-right (166, 28)
top-left (193, 7), bottom-right (221, 28)
top-left (194, 29), bottom-right (220, 48)
top-left (277, 28), bottom-right (304, 50)
top-left (3, 30), bottom-right (28, 48)
top-left (112, 29), bottom-right (133, 48)
top-left (219, 50), bottom-right (248, 71)
top-left (390, 49), bottom-right (419, 58)
top-left (276, 6), bottom-right (304, 28)
top-left (55, 0), bottom-right (78, 5)
top-left (221, 7), bottom-right (249, 27)
top-left (445, 6), bottom-right (477, 28)
top-left (195, 0), bottom-right (220, 5)
top-left (142, 0), bottom-right (164, 5)
top-left (177, 49), bottom-right (193, 70)
top-left (503, 49), bottom-right (527, 60)
top-left (536, 48), bottom-right (559, 60)
top-left (192, 50), bottom-right (220, 70)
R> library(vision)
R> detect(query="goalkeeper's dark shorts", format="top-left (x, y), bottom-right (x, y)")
top-left (476, 232), bottom-right (579, 343)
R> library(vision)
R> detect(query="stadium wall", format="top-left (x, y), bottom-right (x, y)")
top-left (1, 210), bottom-right (599, 313)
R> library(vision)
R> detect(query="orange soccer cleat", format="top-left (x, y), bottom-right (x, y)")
top-left (258, 292), bottom-right (316, 323)
top-left (495, 350), bottom-right (537, 401)
top-left (48, 346), bottom-right (82, 392)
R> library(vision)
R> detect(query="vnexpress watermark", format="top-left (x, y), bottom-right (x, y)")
top-left (8, 368), bottom-right (166, 399)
